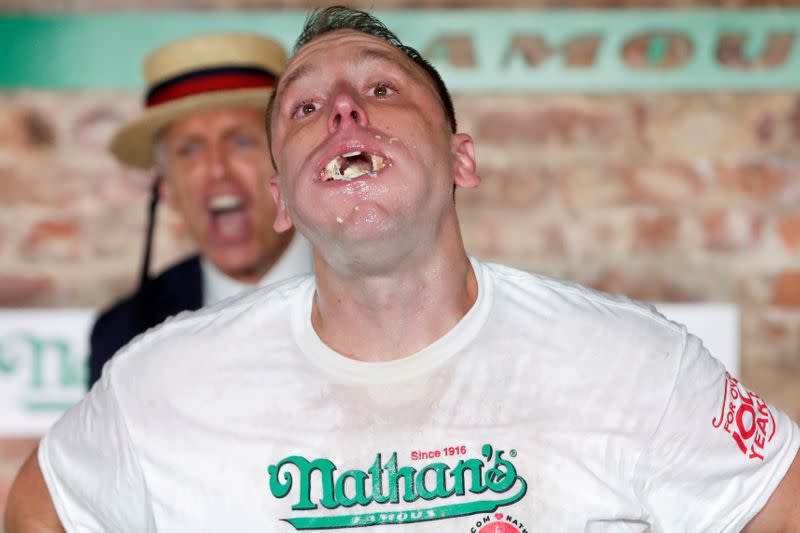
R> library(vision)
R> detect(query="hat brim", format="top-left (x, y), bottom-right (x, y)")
top-left (110, 87), bottom-right (273, 169)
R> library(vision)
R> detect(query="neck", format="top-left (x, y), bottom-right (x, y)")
top-left (311, 228), bottom-right (477, 362)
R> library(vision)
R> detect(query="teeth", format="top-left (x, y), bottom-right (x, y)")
top-left (321, 152), bottom-right (388, 181)
top-left (371, 154), bottom-right (387, 172)
top-left (324, 157), bottom-right (342, 179)
top-left (210, 195), bottom-right (242, 211)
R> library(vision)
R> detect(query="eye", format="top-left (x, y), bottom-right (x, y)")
top-left (369, 83), bottom-right (397, 98)
top-left (232, 135), bottom-right (255, 148)
top-left (292, 100), bottom-right (320, 119)
top-left (176, 142), bottom-right (201, 158)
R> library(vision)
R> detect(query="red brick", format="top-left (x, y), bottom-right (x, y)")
top-left (581, 268), bottom-right (706, 302)
top-left (21, 219), bottom-right (82, 261)
top-left (716, 159), bottom-right (800, 200)
top-left (704, 209), bottom-right (766, 251)
top-left (459, 208), bottom-right (566, 261)
top-left (561, 164), bottom-right (630, 209)
top-left (633, 212), bottom-right (679, 251)
top-left (0, 274), bottom-right (54, 307)
top-left (625, 162), bottom-right (705, 203)
top-left (772, 271), bottom-right (800, 307)
top-left (460, 160), bottom-right (552, 208)
top-left (70, 105), bottom-right (127, 150)
top-left (778, 214), bottom-right (800, 252)
top-left (476, 106), bottom-right (616, 146)
top-left (791, 97), bottom-right (800, 141)
top-left (0, 110), bottom-right (30, 149)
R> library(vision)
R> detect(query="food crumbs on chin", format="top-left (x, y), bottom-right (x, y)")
top-left (389, 137), bottom-right (398, 144)
top-left (354, 205), bottom-right (360, 212)
top-left (375, 135), bottom-right (382, 140)
top-left (336, 216), bottom-right (343, 224)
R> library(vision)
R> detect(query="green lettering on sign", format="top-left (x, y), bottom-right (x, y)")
top-left (0, 331), bottom-right (86, 412)
top-left (0, 11), bottom-right (799, 91)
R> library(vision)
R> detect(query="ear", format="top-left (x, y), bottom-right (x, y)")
top-left (270, 178), bottom-right (294, 232)
top-left (451, 133), bottom-right (480, 189)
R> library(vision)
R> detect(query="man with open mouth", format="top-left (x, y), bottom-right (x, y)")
top-left (7, 7), bottom-right (800, 533)
top-left (85, 32), bottom-right (313, 388)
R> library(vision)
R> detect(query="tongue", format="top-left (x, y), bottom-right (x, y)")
top-left (210, 210), bottom-right (249, 242)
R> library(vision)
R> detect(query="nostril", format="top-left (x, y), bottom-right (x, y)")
top-left (350, 110), bottom-right (359, 122)
top-left (333, 113), bottom-right (341, 128)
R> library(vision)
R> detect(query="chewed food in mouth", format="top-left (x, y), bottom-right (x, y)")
top-left (322, 151), bottom-right (388, 181)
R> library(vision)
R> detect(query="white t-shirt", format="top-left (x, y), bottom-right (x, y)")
top-left (40, 259), bottom-right (799, 532)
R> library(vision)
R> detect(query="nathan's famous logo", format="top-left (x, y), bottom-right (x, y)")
top-left (268, 444), bottom-right (527, 530)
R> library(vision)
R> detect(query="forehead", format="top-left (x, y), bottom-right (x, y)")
top-left (278, 29), bottom-right (423, 93)
top-left (164, 107), bottom-right (264, 138)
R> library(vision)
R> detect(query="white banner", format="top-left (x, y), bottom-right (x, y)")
top-left (0, 309), bottom-right (94, 437)
top-left (654, 303), bottom-right (740, 378)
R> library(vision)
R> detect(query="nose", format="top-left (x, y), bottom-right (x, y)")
top-left (208, 143), bottom-right (229, 181)
top-left (328, 87), bottom-right (368, 133)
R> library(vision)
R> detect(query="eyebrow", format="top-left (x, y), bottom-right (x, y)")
top-left (276, 45), bottom-right (415, 105)
top-left (276, 63), bottom-right (312, 104)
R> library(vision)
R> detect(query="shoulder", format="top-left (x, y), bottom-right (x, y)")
top-left (479, 260), bottom-right (690, 401)
top-left (104, 273), bottom-right (312, 389)
top-left (483, 260), bottom-right (684, 343)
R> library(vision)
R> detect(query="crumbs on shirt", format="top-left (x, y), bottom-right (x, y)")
top-left (712, 372), bottom-right (776, 461)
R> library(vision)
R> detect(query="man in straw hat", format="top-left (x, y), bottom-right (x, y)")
top-left (6, 7), bottom-right (800, 531)
top-left (87, 32), bottom-right (312, 386)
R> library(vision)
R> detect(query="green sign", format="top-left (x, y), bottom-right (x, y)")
top-left (0, 331), bottom-right (86, 411)
top-left (1, 10), bottom-right (799, 91)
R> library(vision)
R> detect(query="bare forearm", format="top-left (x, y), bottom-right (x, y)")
top-left (3, 447), bottom-right (65, 533)
top-left (743, 450), bottom-right (800, 532)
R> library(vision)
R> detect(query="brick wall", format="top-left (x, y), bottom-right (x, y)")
top-left (2, 3), bottom-right (800, 524)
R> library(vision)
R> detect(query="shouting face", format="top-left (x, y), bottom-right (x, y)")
top-left (159, 107), bottom-right (291, 283)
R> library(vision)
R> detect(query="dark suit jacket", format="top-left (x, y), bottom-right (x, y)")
top-left (88, 255), bottom-right (203, 387)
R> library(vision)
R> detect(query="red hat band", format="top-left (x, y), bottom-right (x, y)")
top-left (145, 65), bottom-right (277, 108)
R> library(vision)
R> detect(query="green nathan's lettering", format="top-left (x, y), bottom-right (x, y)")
top-left (268, 444), bottom-right (523, 512)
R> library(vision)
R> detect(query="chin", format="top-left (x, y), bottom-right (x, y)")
top-left (208, 248), bottom-right (261, 278)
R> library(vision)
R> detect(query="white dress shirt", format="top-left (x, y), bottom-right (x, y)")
top-left (200, 234), bottom-right (313, 306)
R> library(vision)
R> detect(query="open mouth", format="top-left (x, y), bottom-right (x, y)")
top-left (208, 194), bottom-right (248, 239)
top-left (209, 194), bottom-right (243, 214)
top-left (321, 151), bottom-right (388, 181)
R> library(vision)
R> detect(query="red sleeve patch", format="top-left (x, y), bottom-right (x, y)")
top-left (712, 372), bottom-right (776, 461)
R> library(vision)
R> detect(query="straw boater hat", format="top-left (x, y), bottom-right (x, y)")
top-left (110, 32), bottom-right (287, 169)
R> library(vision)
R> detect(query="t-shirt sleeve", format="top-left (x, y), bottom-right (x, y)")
top-left (38, 367), bottom-right (156, 532)
top-left (633, 331), bottom-right (800, 532)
